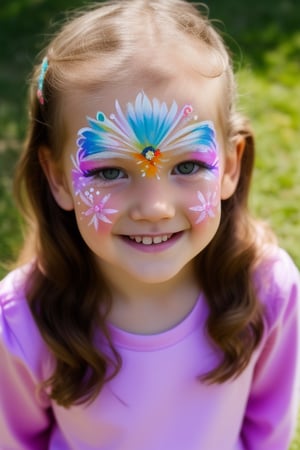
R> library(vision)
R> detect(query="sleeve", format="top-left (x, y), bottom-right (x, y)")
top-left (0, 281), bottom-right (53, 449)
top-left (241, 249), bottom-right (300, 450)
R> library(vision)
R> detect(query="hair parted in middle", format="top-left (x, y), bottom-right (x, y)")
top-left (14, 0), bottom-right (275, 406)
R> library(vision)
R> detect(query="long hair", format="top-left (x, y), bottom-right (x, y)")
top-left (14, 0), bottom-right (275, 406)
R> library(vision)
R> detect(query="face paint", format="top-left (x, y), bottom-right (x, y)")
top-left (71, 92), bottom-right (221, 230)
top-left (74, 91), bottom-right (219, 180)
top-left (185, 151), bottom-right (219, 174)
top-left (189, 189), bottom-right (220, 224)
top-left (79, 188), bottom-right (118, 231)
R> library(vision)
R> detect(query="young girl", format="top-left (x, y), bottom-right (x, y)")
top-left (0, 1), bottom-right (299, 449)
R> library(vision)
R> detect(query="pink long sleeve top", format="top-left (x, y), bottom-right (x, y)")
top-left (0, 247), bottom-right (300, 449)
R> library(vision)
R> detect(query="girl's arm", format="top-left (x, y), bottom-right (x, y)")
top-left (241, 249), bottom-right (300, 449)
top-left (0, 273), bottom-right (53, 449)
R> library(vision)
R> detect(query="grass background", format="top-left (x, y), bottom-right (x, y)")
top-left (0, 0), bottom-right (299, 447)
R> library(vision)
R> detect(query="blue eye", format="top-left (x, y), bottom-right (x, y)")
top-left (99, 168), bottom-right (123, 180)
top-left (173, 161), bottom-right (201, 175)
top-left (84, 167), bottom-right (126, 181)
top-left (172, 159), bottom-right (215, 176)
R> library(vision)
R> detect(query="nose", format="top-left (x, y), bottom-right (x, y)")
top-left (129, 178), bottom-right (176, 222)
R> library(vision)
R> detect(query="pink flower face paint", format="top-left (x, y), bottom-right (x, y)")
top-left (80, 189), bottom-right (118, 230)
top-left (71, 153), bottom-right (118, 231)
top-left (189, 190), bottom-right (220, 224)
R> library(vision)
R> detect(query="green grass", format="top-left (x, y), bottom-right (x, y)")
top-left (0, 0), bottom-right (300, 447)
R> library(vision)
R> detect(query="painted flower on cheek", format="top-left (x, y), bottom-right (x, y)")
top-left (71, 140), bottom-right (119, 231)
top-left (79, 188), bottom-right (118, 231)
top-left (189, 190), bottom-right (220, 224)
top-left (75, 91), bottom-right (219, 179)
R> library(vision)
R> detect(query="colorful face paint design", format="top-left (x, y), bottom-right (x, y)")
top-left (75, 91), bottom-right (219, 179)
top-left (189, 190), bottom-right (220, 224)
top-left (71, 150), bottom-right (88, 196)
top-left (71, 92), bottom-right (220, 230)
top-left (71, 139), bottom-right (119, 231)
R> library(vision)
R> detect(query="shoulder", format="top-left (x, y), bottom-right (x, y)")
top-left (0, 265), bottom-right (51, 381)
top-left (0, 263), bottom-right (30, 299)
top-left (0, 264), bottom-right (31, 325)
top-left (0, 264), bottom-right (33, 324)
top-left (254, 246), bottom-right (300, 329)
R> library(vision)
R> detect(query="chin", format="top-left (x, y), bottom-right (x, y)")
top-left (126, 267), bottom-right (184, 285)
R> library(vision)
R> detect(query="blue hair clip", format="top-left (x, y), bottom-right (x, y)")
top-left (37, 57), bottom-right (49, 105)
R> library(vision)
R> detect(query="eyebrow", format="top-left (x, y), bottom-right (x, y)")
top-left (80, 151), bottom-right (133, 161)
top-left (78, 147), bottom-right (219, 171)
top-left (79, 147), bottom-right (218, 160)
top-left (78, 151), bottom-right (132, 172)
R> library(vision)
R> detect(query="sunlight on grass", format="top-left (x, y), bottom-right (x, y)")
top-left (236, 58), bottom-right (300, 269)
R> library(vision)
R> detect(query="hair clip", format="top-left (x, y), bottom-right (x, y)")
top-left (37, 57), bottom-right (49, 105)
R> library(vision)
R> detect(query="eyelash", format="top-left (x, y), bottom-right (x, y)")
top-left (83, 159), bottom-right (214, 182)
top-left (84, 167), bottom-right (127, 182)
top-left (172, 160), bottom-right (215, 175)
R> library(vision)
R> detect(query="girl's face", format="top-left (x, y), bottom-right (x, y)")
top-left (46, 78), bottom-right (242, 288)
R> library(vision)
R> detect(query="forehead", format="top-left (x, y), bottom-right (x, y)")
top-left (63, 74), bottom-right (224, 148)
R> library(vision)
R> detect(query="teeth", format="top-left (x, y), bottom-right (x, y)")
top-left (129, 235), bottom-right (171, 245)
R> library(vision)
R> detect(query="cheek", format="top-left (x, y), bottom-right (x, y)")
top-left (185, 177), bottom-right (221, 226)
top-left (72, 180), bottom-right (120, 234)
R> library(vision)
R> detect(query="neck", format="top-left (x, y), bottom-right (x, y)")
top-left (101, 263), bottom-right (201, 334)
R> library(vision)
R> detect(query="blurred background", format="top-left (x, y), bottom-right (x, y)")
top-left (0, 0), bottom-right (299, 447)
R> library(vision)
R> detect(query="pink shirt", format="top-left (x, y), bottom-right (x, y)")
top-left (0, 247), bottom-right (300, 449)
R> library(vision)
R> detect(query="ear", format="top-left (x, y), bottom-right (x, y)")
top-left (220, 135), bottom-right (246, 200)
top-left (39, 146), bottom-right (74, 211)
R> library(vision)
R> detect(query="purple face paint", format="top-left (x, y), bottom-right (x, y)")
top-left (186, 151), bottom-right (219, 172)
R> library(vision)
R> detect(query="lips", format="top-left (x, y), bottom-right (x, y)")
top-left (121, 231), bottom-right (183, 253)
top-left (128, 234), bottom-right (172, 245)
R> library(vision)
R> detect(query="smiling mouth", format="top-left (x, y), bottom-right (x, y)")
top-left (128, 234), bottom-right (173, 245)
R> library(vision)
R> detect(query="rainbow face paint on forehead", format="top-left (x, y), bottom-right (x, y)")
top-left (74, 91), bottom-right (219, 179)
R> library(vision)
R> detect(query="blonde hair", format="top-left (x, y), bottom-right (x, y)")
top-left (15, 0), bottom-right (274, 406)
